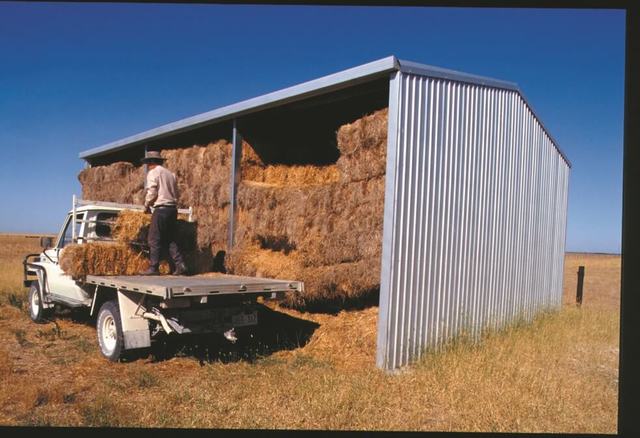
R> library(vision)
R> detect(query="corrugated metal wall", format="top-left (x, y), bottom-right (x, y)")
top-left (377, 71), bottom-right (570, 370)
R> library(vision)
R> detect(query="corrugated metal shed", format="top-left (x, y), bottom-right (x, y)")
top-left (79, 56), bottom-right (570, 370)
top-left (378, 70), bottom-right (569, 369)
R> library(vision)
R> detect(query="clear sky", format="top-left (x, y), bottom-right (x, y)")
top-left (0, 3), bottom-right (625, 253)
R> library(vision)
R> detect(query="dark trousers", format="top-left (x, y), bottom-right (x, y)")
top-left (148, 206), bottom-right (185, 270)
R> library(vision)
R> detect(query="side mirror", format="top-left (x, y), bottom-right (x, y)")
top-left (40, 236), bottom-right (53, 249)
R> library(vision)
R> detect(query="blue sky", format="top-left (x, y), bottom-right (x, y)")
top-left (0, 3), bottom-right (625, 253)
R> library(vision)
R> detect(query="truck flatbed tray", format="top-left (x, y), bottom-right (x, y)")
top-left (84, 274), bottom-right (304, 299)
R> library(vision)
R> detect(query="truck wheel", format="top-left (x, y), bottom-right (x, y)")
top-left (28, 282), bottom-right (50, 323)
top-left (96, 300), bottom-right (124, 362)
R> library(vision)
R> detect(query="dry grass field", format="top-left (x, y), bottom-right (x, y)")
top-left (0, 234), bottom-right (619, 432)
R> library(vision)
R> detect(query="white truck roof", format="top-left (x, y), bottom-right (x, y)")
top-left (69, 198), bottom-right (193, 221)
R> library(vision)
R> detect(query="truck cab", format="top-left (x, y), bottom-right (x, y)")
top-left (34, 205), bottom-right (121, 307)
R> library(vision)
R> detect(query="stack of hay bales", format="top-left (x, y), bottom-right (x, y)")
top-left (77, 108), bottom-right (388, 307)
top-left (227, 108), bottom-right (388, 306)
top-left (161, 139), bottom-right (232, 270)
top-left (59, 210), bottom-right (195, 279)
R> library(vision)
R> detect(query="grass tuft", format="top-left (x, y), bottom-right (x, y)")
top-left (80, 396), bottom-right (127, 427)
top-left (36, 326), bottom-right (61, 342)
top-left (13, 328), bottom-right (29, 347)
top-left (73, 336), bottom-right (95, 353)
top-left (135, 370), bottom-right (159, 389)
top-left (7, 292), bottom-right (25, 310)
top-left (34, 390), bottom-right (48, 408)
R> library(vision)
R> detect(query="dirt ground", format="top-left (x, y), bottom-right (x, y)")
top-left (0, 234), bottom-right (620, 432)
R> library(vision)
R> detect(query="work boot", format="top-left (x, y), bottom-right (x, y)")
top-left (172, 263), bottom-right (188, 276)
top-left (140, 267), bottom-right (160, 276)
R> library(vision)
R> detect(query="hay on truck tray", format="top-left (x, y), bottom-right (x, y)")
top-left (59, 241), bottom-right (170, 279)
top-left (59, 210), bottom-right (196, 279)
top-left (78, 108), bottom-right (389, 308)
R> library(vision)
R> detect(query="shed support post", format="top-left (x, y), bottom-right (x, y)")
top-left (228, 119), bottom-right (243, 250)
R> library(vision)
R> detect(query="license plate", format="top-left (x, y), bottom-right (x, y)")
top-left (231, 311), bottom-right (258, 326)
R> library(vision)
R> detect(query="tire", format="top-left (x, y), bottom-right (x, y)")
top-left (96, 300), bottom-right (125, 362)
top-left (28, 282), bottom-right (50, 323)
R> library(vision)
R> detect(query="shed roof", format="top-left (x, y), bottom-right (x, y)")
top-left (79, 55), bottom-right (569, 166)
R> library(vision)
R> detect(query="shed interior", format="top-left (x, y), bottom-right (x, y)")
top-left (238, 77), bottom-right (389, 166)
top-left (85, 77), bottom-right (389, 168)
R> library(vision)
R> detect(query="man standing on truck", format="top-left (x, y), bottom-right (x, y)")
top-left (140, 150), bottom-right (188, 276)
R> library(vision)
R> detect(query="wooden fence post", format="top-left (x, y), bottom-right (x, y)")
top-left (576, 266), bottom-right (585, 306)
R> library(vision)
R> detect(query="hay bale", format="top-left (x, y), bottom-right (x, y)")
top-left (112, 209), bottom-right (151, 242)
top-left (297, 176), bottom-right (386, 267)
top-left (336, 108), bottom-right (388, 182)
top-left (234, 178), bottom-right (380, 245)
top-left (78, 162), bottom-right (145, 204)
top-left (225, 242), bottom-right (380, 306)
top-left (59, 242), bottom-right (170, 279)
top-left (112, 209), bottom-right (194, 247)
top-left (114, 209), bottom-right (200, 270)
top-left (233, 176), bottom-right (385, 268)
top-left (301, 257), bottom-right (381, 303)
top-left (225, 242), bottom-right (300, 281)
top-left (233, 182), bottom-right (309, 246)
top-left (241, 164), bottom-right (340, 186)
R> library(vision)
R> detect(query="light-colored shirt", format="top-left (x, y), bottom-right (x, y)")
top-left (145, 165), bottom-right (179, 208)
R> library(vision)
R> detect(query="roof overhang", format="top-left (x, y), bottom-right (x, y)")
top-left (79, 55), bottom-right (399, 162)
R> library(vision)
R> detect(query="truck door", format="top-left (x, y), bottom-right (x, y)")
top-left (44, 213), bottom-right (91, 305)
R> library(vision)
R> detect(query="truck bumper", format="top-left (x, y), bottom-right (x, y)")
top-left (161, 306), bottom-right (258, 335)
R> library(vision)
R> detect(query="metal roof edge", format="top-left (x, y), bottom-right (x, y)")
top-left (397, 58), bottom-right (520, 91)
top-left (79, 55), bottom-right (400, 160)
top-left (397, 58), bottom-right (571, 168)
top-left (517, 90), bottom-right (572, 168)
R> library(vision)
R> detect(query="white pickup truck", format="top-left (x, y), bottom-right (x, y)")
top-left (23, 198), bottom-right (303, 362)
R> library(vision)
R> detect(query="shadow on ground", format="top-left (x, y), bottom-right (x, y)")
top-left (144, 304), bottom-right (320, 365)
top-left (51, 306), bottom-right (96, 325)
top-left (285, 288), bottom-right (380, 315)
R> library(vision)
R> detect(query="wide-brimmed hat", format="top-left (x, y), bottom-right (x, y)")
top-left (141, 151), bottom-right (166, 164)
